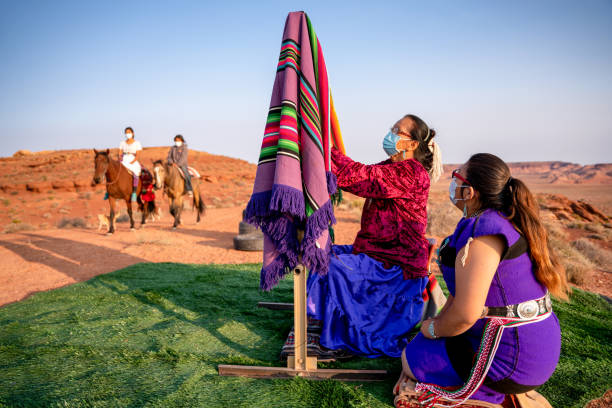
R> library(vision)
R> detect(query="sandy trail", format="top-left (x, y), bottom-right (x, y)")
top-left (2, 203), bottom-right (610, 307)
top-left (0, 206), bottom-right (361, 306)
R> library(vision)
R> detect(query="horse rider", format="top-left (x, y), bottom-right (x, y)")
top-left (167, 134), bottom-right (193, 198)
top-left (119, 126), bottom-right (143, 202)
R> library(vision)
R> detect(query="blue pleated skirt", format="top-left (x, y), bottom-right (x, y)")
top-left (306, 245), bottom-right (428, 358)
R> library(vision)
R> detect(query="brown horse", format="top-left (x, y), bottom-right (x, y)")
top-left (153, 160), bottom-right (205, 229)
top-left (92, 149), bottom-right (155, 234)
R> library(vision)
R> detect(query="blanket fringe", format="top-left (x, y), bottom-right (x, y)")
top-left (260, 256), bottom-right (291, 291)
top-left (270, 185), bottom-right (306, 219)
top-left (302, 200), bottom-right (336, 275)
top-left (244, 191), bottom-right (272, 223)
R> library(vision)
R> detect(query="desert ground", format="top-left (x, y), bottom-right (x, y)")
top-left (0, 148), bottom-right (610, 307)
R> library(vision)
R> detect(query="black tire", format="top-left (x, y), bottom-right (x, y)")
top-left (238, 221), bottom-right (258, 235)
top-left (234, 232), bottom-right (264, 251)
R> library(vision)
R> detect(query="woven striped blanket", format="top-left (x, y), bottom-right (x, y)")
top-left (245, 11), bottom-right (345, 290)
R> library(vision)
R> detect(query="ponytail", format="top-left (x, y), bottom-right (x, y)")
top-left (505, 178), bottom-right (569, 300)
top-left (402, 114), bottom-right (443, 182)
top-left (466, 153), bottom-right (570, 300)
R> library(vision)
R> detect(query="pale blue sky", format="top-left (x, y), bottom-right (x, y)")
top-left (1, 0), bottom-right (611, 165)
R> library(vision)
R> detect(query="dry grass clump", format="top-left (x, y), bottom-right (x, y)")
top-left (3, 222), bottom-right (36, 233)
top-left (544, 220), bottom-right (594, 285)
top-left (134, 234), bottom-right (174, 246)
top-left (57, 217), bottom-right (87, 229)
top-left (572, 238), bottom-right (612, 272)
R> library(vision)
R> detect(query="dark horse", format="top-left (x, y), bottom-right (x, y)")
top-left (92, 149), bottom-right (155, 234)
top-left (153, 160), bottom-right (205, 229)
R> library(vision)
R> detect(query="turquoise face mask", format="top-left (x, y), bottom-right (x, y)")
top-left (383, 131), bottom-right (410, 157)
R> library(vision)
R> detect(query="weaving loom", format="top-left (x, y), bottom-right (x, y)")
top-left (244, 11), bottom-right (345, 291)
top-left (218, 11), bottom-right (386, 381)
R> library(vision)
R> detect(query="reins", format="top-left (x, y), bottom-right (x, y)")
top-left (104, 159), bottom-right (124, 186)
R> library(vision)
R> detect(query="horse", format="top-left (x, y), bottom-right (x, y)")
top-left (92, 149), bottom-right (156, 234)
top-left (152, 160), bottom-right (205, 229)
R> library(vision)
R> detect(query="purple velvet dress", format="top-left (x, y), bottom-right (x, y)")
top-left (307, 149), bottom-right (431, 357)
top-left (404, 209), bottom-right (561, 403)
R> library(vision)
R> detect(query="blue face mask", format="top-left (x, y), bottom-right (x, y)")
top-left (383, 131), bottom-right (411, 157)
top-left (449, 178), bottom-right (471, 217)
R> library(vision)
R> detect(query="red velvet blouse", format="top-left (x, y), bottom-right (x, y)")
top-left (332, 147), bottom-right (430, 279)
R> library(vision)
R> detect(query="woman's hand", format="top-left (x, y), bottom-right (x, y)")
top-left (420, 318), bottom-right (436, 339)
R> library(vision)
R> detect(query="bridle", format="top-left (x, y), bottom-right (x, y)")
top-left (153, 164), bottom-right (165, 190)
top-left (98, 156), bottom-right (123, 186)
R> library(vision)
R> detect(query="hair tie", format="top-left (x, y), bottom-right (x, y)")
top-left (425, 128), bottom-right (431, 142)
top-left (505, 176), bottom-right (514, 190)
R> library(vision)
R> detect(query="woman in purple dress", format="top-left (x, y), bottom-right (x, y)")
top-left (305, 114), bottom-right (443, 358)
top-left (394, 153), bottom-right (569, 407)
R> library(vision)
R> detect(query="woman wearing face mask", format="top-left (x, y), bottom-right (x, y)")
top-left (393, 153), bottom-right (568, 407)
top-left (167, 134), bottom-right (193, 197)
top-left (119, 126), bottom-right (143, 202)
top-left (302, 114), bottom-right (444, 359)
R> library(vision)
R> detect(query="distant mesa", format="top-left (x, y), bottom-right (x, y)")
top-left (13, 149), bottom-right (33, 157)
top-left (540, 194), bottom-right (609, 223)
top-left (0, 147), bottom-right (257, 199)
top-left (442, 162), bottom-right (612, 185)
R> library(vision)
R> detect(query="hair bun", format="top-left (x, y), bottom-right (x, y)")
top-left (427, 128), bottom-right (436, 141)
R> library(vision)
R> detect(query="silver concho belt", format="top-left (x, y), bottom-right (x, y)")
top-left (483, 292), bottom-right (552, 319)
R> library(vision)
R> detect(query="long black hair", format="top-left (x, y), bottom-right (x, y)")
top-left (465, 153), bottom-right (569, 300)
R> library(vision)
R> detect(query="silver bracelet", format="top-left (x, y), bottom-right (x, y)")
top-left (428, 320), bottom-right (438, 339)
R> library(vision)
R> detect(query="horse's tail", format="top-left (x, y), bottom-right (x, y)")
top-left (195, 192), bottom-right (206, 216)
top-left (137, 194), bottom-right (156, 215)
top-left (147, 199), bottom-right (156, 215)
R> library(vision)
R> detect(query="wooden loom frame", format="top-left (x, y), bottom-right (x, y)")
top-left (218, 264), bottom-right (388, 381)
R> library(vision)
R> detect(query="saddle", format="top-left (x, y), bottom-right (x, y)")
top-left (140, 168), bottom-right (153, 187)
top-left (175, 165), bottom-right (201, 180)
top-left (139, 169), bottom-right (155, 202)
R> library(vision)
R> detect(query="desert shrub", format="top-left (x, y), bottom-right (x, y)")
top-left (1, 198), bottom-right (9, 206)
top-left (563, 260), bottom-right (594, 285)
top-left (587, 234), bottom-right (604, 241)
top-left (427, 201), bottom-right (462, 238)
top-left (78, 192), bottom-right (92, 200)
top-left (544, 220), bottom-right (595, 285)
top-left (572, 239), bottom-right (612, 271)
top-left (57, 217), bottom-right (87, 229)
top-left (3, 222), bottom-right (35, 233)
top-left (348, 198), bottom-right (365, 211)
top-left (585, 223), bottom-right (604, 233)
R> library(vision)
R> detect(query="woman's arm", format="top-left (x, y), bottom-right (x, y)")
top-left (421, 235), bottom-right (504, 339)
top-left (331, 147), bottom-right (424, 199)
top-left (131, 150), bottom-right (140, 164)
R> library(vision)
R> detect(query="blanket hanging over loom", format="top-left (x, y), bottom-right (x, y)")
top-left (245, 11), bottom-right (345, 290)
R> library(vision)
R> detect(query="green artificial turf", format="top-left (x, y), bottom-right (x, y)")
top-left (0, 263), bottom-right (610, 407)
